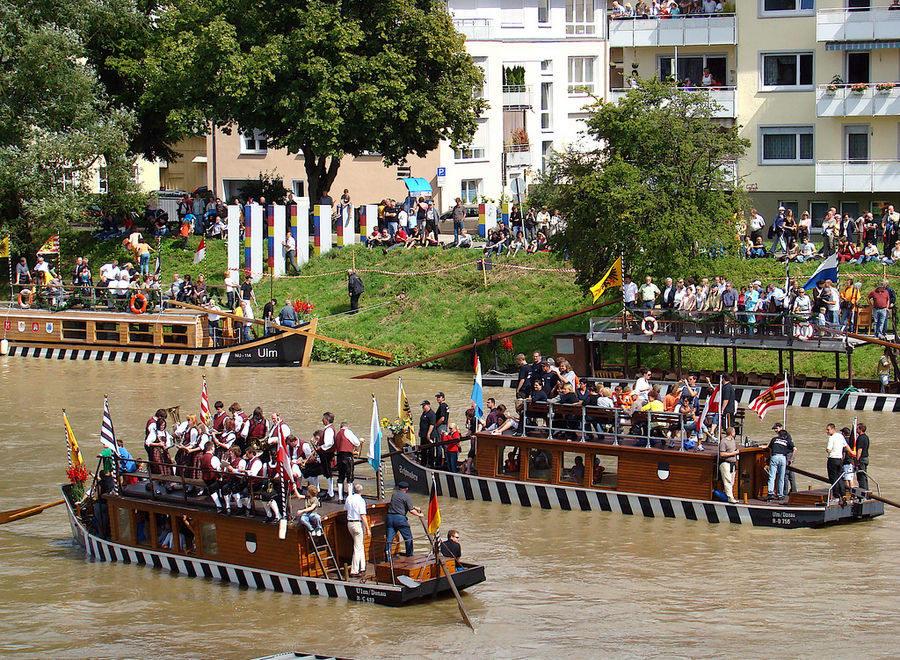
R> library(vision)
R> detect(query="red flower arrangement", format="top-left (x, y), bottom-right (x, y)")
top-left (66, 464), bottom-right (89, 484)
top-left (501, 337), bottom-right (513, 351)
top-left (293, 300), bottom-right (315, 315)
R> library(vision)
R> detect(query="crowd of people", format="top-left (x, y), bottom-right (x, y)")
top-left (610, 0), bottom-right (726, 18)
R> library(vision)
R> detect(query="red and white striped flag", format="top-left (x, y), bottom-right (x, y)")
top-left (275, 420), bottom-right (293, 483)
top-left (749, 379), bottom-right (788, 420)
top-left (701, 379), bottom-right (721, 421)
top-left (200, 376), bottom-right (211, 426)
top-left (100, 395), bottom-right (119, 457)
top-left (193, 236), bottom-right (206, 264)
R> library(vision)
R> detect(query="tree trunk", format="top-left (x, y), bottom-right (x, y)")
top-left (302, 147), bottom-right (342, 204)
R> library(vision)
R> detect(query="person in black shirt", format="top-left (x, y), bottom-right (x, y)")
top-left (519, 380), bottom-right (549, 435)
top-left (347, 269), bottom-right (364, 314)
top-left (720, 373), bottom-right (736, 429)
top-left (771, 423), bottom-right (796, 493)
top-left (419, 401), bottom-right (437, 467)
top-left (515, 353), bottom-right (532, 398)
top-left (241, 274), bottom-right (256, 304)
top-left (262, 298), bottom-right (277, 335)
top-left (766, 428), bottom-right (796, 500)
top-left (539, 361), bottom-right (562, 398)
top-left (852, 422), bottom-right (871, 491)
top-left (440, 529), bottom-right (462, 559)
top-left (434, 392), bottom-right (449, 467)
top-left (384, 481), bottom-right (423, 561)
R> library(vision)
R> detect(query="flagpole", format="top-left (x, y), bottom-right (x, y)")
top-left (63, 409), bottom-right (73, 471)
top-left (783, 370), bottom-right (788, 429)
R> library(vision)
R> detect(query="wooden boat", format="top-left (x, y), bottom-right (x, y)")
top-left (390, 403), bottom-right (884, 529)
top-left (0, 306), bottom-right (316, 367)
top-left (61, 464), bottom-right (485, 606)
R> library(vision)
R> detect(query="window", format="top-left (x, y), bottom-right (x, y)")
top-left (538, 0), bottom-right (550, 24)
top-left (497, 445), bottom-right (521, 478)
top-left (846, 52), bottom-right (870, 85)
top-left (568, 56), bottom-right (595, 94)
top-left (845, 125), bottom-right (870, 162)
top-left (561, 452), bottom-right (587, 486)
top-left (472, 56), bottom-right (487, 100)
top-left (162, 324), bottom-right (189, 345)
top-left (460, 179), bottom-right (481, 204)
top-left (455, 121), bottom-right (488, 161)
top-left (779, 201), bottom-right (799, 221)
top-left (761, 126), bottom-right (813, 164)
top-left (98, 167), bottom-right (108, 194)
top-left (761, 0), bottom-right (814, 13)
top-left (541, 82), bottom-right (553, 131)
top-left (129, 322), bottom-right (154, 344)
top-left (841, 201), bottom-right (860, 219)
top-left (591, 454), bottom-right (618, 488)
top-left (95, 322), bottom-right (119, 342)
top-left (199, 521), bottom-right (218, 555)
top-left (761, 53), bottom-right (813, 89)
top-left (809, 201), bottom-right (829, 229)
top-left (241, 129), bottom-right (268, 154)
top-left (62, 321), bottom-right (87, 341)
top-left (541, 59), bottom-right (553, 75)
top-left (527, 447), bottom-right (553, 481)
top-left (542, 140), bottom-right (554, 171)
top-left (116, 507), bottom-right (132, 544)
top-left (291, 180), bottom-right (305, 197)
top-left (659, 55), bottom-right (727, 87)
top-left (566, 0), bottom-right (595, 35)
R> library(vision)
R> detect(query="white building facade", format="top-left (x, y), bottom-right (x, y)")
top-left (441, 0), bottom-right (607, 208)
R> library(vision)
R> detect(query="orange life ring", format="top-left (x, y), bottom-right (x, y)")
top-left (642, 316), bottom-right (659, 336)
top-left (130, 293), bottom-right (148, 314)
top-left (17, 290), bottom-right (33, 309)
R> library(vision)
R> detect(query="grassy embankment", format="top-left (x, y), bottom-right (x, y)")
top-left (47, 232), bottom-right (896, 378)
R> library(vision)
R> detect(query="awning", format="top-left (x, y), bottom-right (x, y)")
top-left (399, 177), bottom-right (432, 194)
top-left (825, 40), bottom-right (900, 51)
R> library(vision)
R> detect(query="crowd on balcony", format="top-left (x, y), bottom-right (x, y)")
top-left (740, 205), bottom-right (900, 266)
top-left (609, 0), bottom-right (725, 18)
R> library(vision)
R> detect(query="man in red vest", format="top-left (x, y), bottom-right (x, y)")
top-left (199, 442), bottom-right (226, 513)
top-left (334, 422), bottom-right (361, 503)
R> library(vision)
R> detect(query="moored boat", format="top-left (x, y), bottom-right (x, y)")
top-left (1, 306), bottom-right (316, 367)
top-left (62, 462), bottom-right (485, 605)
top-left (389, 404), bottom-right (885, 529)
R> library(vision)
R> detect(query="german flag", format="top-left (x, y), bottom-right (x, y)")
top-left (426, 480), bottom-right (441, 537)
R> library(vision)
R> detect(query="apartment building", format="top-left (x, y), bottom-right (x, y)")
top-left (444, 0), bottom-right (607, 206)
top-left (606, 1), bottom-right (900, 225)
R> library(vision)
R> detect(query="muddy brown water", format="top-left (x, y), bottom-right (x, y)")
top-left (0, 360), bottom-right (898, 658)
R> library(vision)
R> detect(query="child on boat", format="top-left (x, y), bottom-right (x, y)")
top-left (296, 485), bottom-right (324, 536)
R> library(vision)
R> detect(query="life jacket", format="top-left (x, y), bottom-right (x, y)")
top-left (212, 411), bottom-right (228, 431)
top-left (334, 428), bottom-right (356, 454)
top-left (199, 453), bottom-right (217, 481)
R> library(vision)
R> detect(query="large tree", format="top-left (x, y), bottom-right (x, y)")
top-left (148, 0), bottom-right (485, 202)
top-left (530, 77), bottom-right (749, 289)
top-left (0, 0), bottom-right (140, 251)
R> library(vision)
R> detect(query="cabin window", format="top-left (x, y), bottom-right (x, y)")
top-left (560, 452), bottom-right (587, 486)
top-left (128, 322), bottom-right (154, 344)
top-left (174, 515), bottom-right (196, 553)
top-left (591, 454), bottom-right (618, 489)
top-left (162, 324), bottom-right (189, 345)
top-left (154, 514), bottom-right (172, 549)
top-left (61, 320), bottom-right (87, 340)
top-left (527, 448), bottom-right (553, 482)
top-left (496, 445), bottom-right (521, 478)
top-left (133, 509), bottom-right (151, 546)
top-left (95, 321), bottom-right (119, 342)
top-left (116, 507), bottom-right (132, 543)
top-left (199, 521), bottom-right (218, 555)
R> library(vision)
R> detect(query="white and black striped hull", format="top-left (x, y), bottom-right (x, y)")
top-left (61, 488), bottom-right (483, 606)
top-left (482, 375), bottom-right (900, 412)
top-left (9, 344), bottom-right (233, 367)
top-left (391, 453), bottom-right (884, 529)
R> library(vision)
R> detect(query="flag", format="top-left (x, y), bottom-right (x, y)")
top-left (749, 379), bottom-right (787, 420)
top-left (471, 352), bottom-right (484, 420)
top-left (426, 478), bottom-right (441, 537)
top-left (701, 379), bottom-right (721, 420)
top-left (802, 253), bottom-right (839, 290)
top-left (37, 233), bottom-right (60, 255)
top-left (63, 411), bottom-right (85, 471)
top-left (274, 420), bottom-right (293, 484)
top-left (0, 235), bottom-right (9, 258)
top-left (200, 376), bottom-right (211, 426)
top-left (193, 237), bottom-right (206, 264)
top-left (368, 395), bottom-right (383, 472)
top-left (398, 377), bottom-right (412, 428)
top-left (589, 256), bottom-right (623, 302)
top-left (100, 396), bottom-right (119, 457)
top-left (784, 262), bottom-right (791, 296)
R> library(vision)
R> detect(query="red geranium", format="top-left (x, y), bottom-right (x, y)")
top-left (66, 465), bottom-right (89, 484)
top-left (501, 337), bottom-right (513, 351)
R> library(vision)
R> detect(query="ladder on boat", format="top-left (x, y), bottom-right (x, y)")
top-left (308, 530), bottom-right (341, 580)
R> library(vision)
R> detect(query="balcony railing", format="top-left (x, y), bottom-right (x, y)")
top-left (503, 144), bottom-right (532, 167)
top-left (816, 160), bottom-right (900, 193)
top-left (816, 83), bottom-right (900, 117)
top-left (453, 18), bottom-right (494, 40)
top-left (608, 86), bottom-right (736, 117)
top-left (607, 14), bottom-right (736, 47)
top-left (502, 85), bottom-right (533, 109)
top-left (817, 7), bottom-right (900, 42)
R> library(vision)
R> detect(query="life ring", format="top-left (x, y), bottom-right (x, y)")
top-left (642, 316), bottom-right (659, 336)
top-left (130, 293), bottom-right (148, 314)
top-left (17, 289), bottom-right (33, 309)
top-left (793, 323), bottom-right (813, 342)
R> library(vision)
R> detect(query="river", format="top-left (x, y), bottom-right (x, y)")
top-left (0, 360), bottom-right (898, 659)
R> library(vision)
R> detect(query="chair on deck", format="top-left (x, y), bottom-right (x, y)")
top-left (855, 306), bottom-right (873, 334)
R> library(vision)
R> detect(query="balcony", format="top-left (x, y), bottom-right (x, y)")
top-left (608, 86), bottom-right (736, 117)
top-left (816, 160), bottom-right (900, 193)
top-left (503, 144), bottom-right (532, 167)
top-left (502, 85), bottom-right (533, 110)
top-left (816, 83), bottom-right (900, 117)
top-left (607, 14), bottom-right (736, 48)
top-left (817, 7), bottom-right (900, 42)
top-left (453, 18), bottom-right (494, 41)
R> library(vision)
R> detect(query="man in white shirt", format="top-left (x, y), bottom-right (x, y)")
top-left (634, 369), bottom-right (652, 402)
top-left (825, 423), bottom-right (848, 498)
top-left (622, 274), bottom-right (638, 310)
top-left (282, 231), bottom-right (300, 274)
top-left (748, 209), bottom-right (766, 244)
top-left (344, 484), bottom-right (370, 577)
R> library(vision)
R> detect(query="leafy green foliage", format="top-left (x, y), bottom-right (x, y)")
top-left (529, 77), bottom-right (749, 290)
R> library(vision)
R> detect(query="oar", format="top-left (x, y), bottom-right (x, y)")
top-left (790, 466), bottom-right (900, 510)
top-left (167, 299), bottom-right (393, 360)
top-left (353, 297), bottom-right (624, 379)
top-left (817, 325), bottom-right (900, 351)
top-left (418, 517), bottom-right (476, 633)
top-left (0, 499), bottom-right (65, 525)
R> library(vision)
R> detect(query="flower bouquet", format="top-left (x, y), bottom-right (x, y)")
top-left (66, 464), bottom-right (90, 500)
